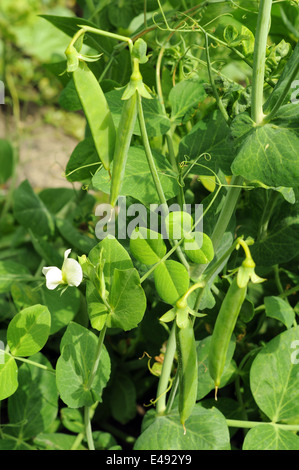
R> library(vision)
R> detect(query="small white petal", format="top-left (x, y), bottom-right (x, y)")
top-left (62, 258), bottom-right (83, 287)
top-left (43, 267), bottom-right (63, 290)
top-left (64, 248), bottom-right (72, 260)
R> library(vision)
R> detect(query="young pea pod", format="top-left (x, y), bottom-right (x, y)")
top-left (175, 317), bottom-right (198, 434)
top-left (208, 276), bottom-right (247, 398)
top-left (109, 91), bottom-right (138, 207)
top-left (73, 62), bottom-right (116, 171)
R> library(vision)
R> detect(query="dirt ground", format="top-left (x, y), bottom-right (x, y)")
top-left (0, 105), bottom-right (83, 190)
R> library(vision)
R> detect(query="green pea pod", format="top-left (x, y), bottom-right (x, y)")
top-left (176, 319), bottom-right (198, 434)
top-left (109, 91), bottom-right (138, 207)
top-left (73, 62), bottom-right (116, 171)
top-left (208, 276), bottom-right (247, 398)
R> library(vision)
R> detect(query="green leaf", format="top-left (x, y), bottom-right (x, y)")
top-left (56, 322), bottom-right (111, 408)
top-left (242, 424), bottom-right (299, 450)
top-left (89, 237), bottom-right (133, 291)
top-left (264, 295), bottom-right (295, 329)
top-left (108, 371), bottom-right (137, 424)
top-left (65, 137), bottom-right (100, 183)
top-left (250, 326), bottom-right (299, 422)
top-left (0, 261), bottom-right (32, 294)
top-left (41, 286), bottom-right (81, 335)
top-left (0, 355), bottom-right (18, 400)
top-left (92, 146), bottom-right (179, 205)
top-left (56, 217), bottom-right (96, 253)
top-left (13, 180), bottom-right (55, 238)
top-left (168, 79), bottom-right (206, 124)
top-left (178, 109), bottom-right (234, 175)
top-left (107, 268), bottom-right (147, 330)
top-left (134, 405), bottom-right (230, 450)
top-left (0, 139), bottom-right (14, 184)
top-left (33, 432), bottom-right (82, 450)
top-left (130, 227), bottom-right (167, 265)
top-left (7, 305), bottom-right (51, 357)
top-left (231, 105), bottom-right (299, 188)
top-left (7, 353), bottom-right (58, 440)
top-left (154, 260), bottom-right (189, 306)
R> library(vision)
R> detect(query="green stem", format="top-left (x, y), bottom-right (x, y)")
top-left (155, 323), bottom-right (177, 415)
top-left (84, 406), bottom-right (95, 450)
top-left (137, 93), bottom-right (190, 271)
top-left (226, 419), bottom-right (299, 432)
top-left (251, 0), bottom-right (273, 124)
top-left (4, 351), bottom-right (55, 374)
top-left (211, 175), bottom-right (243, 252)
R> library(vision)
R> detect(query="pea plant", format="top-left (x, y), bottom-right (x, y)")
top-left (0, 0), bottom-right (299, 451)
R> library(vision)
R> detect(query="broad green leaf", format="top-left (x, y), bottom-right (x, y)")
top-left (7, 305), bottom-right (51, 357)
top-left (65, 137), bottom-right (100, 183)
top-left (154, 260), bottom-right (189, 306)
top-left (231, 105), bottom-right (299, 188)
top-left (242, 424), bottom-right (299, 450)
top-left (134, 405), bottom-right (230, 450)
top-left (0, 139), bottom-right (14, 184)
top-left (0, 355), bottom-right (18, 400)
top-left (59, 78), bottom-right (82, 112)
top-left (60, 408), bottom-right (84, 434)
top-left (92, 146), bottom-right (179, 205)
top-left (89, 237), bottom-right (133, 290)
top-left (10, 282), bottom-right (42, 311)
top-left (130, 227), bottom-right (167, 265)
top-left (56, 217), bottom-right (97, 253)
top-left (0, 261), bottom-right (32, 294)
top-left (264, 295), bottom-right (295, 329)
top-left (108, 371), bottom-right (137, 424)
top-left (107, 268), bottom-right (147, 330)
top-left (7, 353), bottom-right (58, 440)
top-left (42, 286), bottom-right (81, 335)
top-left (178, 109), bottom-right (234, 175)
top-left (56, 322), bottom-right (111, 408)
top-left (250, 326), bottom-right (299, 422)
top-left (13, 180), bottom-right (55, 238)
top-left (33, 433), bottom-right (82, 450)
top-left (168, 79), bottom-right (206, 124)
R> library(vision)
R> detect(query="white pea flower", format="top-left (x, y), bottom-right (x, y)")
top-left (42, 249), bottom-right (83, 290)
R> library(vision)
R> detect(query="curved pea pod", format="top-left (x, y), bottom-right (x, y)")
top-left (208, 276), bottom-right (247, 398)
top-left (109, 91), bottom-right (138, 207)
top-left (73, 62), bottom-right (116, 170)
top-left (175, 319), bottom-right (198, 434)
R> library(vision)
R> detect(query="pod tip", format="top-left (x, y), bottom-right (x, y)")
top-left (214, 385), bottom-right (219, 401)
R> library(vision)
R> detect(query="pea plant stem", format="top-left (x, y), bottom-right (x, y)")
top-left (155, 322), bottom-right (177, 415)
top-left (251, 0), bottom-right (273, 125)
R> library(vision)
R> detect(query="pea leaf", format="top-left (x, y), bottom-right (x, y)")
top-left (264, 295), bottom-right (295, 329)
top-left (56, 322), bottom-right (111, 408)
top-left (134, 405), bottom-right (230, 450)
top-left (13, 180), bottom-right (55, 238)
top-left (168, 79), bottom-right (206, 124)
top-left (154, 260), bottom-right (189, 306)
top-left (7, 353), bottom-right (58, 440)
top-left (92, 146), bottom-right (179, 205)
top-left (231, 105), bottom-right (299, 188)
top-left (130, 227), bottom-right (167, 265)
top-left (178, 109), bottom-right (235, 175)
top-left (243, 424), bottom-right (299, 450)
top-left (107, 268), bottom-right (147, 330)
top-left (250, 326), bottom-right (299, 422)
top-left (7, 305), bottom-right (51, 357)
top-left (0, 261), bottom-right (32, 294)
top-left (65, 137), bottom-right (100, 183)
top-left (0, 356), bottom-right (18, 400)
